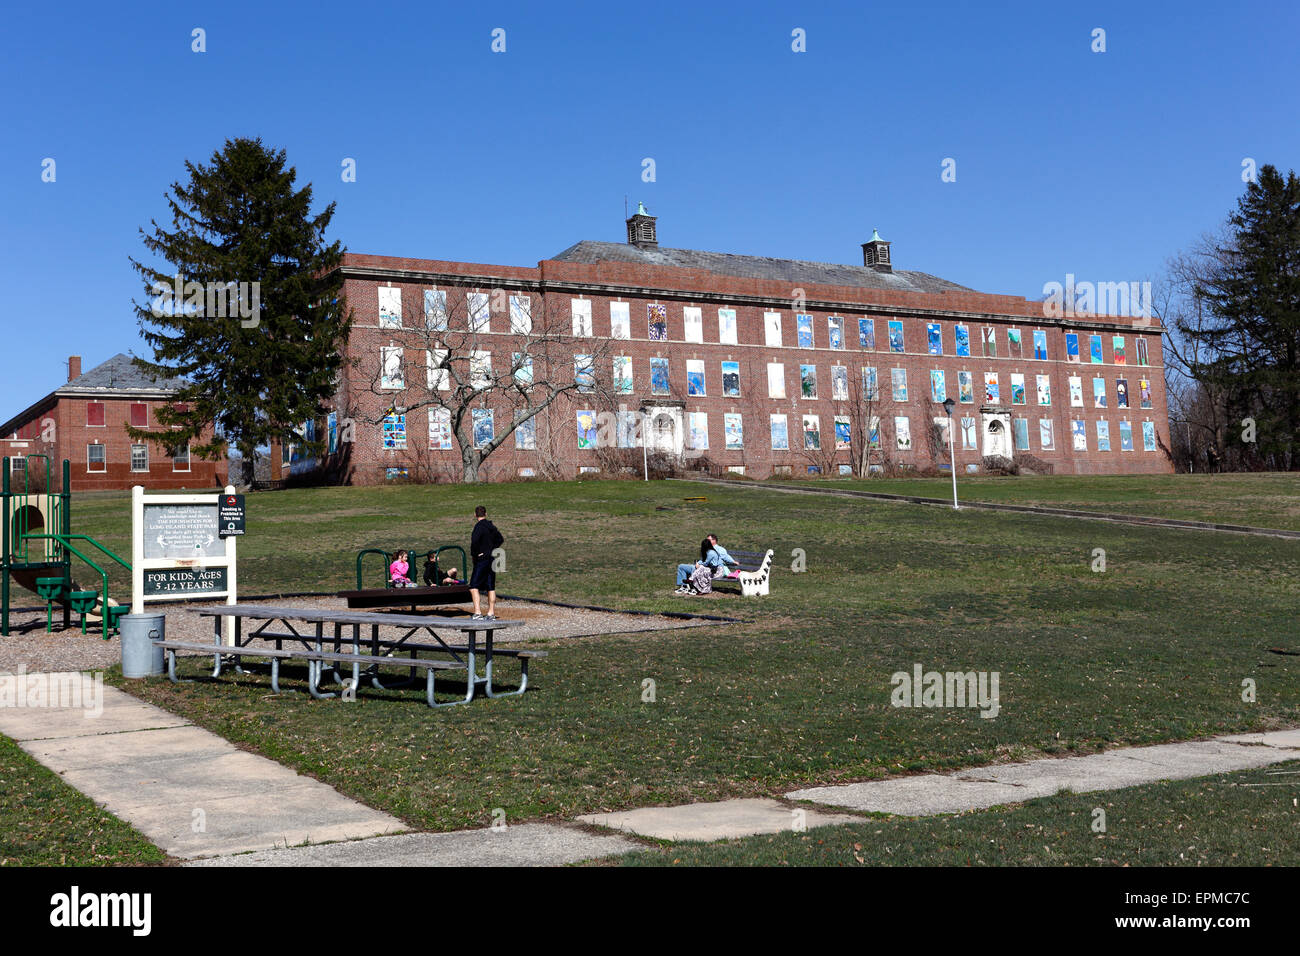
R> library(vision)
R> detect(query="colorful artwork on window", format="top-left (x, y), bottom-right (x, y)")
top-left (765, 312), bottom-right (783, 347)
top-left (828, 316), bottom-right (844, 350)
top-left (688, 412), bottom-right (709, 450)
top-left (380, 347), bottom-right (404, 389)
top-left (509, 294), bottom-right (531, 334)
top-left (577, 410), bottom-right (598, 449)
top-left (802, 414), bottom-right (820, 450)
top-left (1139, 379), bottom-right (1152, 409)
top-left (651, 357), bottom-right (670, 395)
top-left (982, 327), bottom-right (997, 357)
top-left (834, 416), bottom-right (851, 450)
top-left (468, 292), bottom-right (490, 332)
top-left (718, 308), bottom-right (738, 345)
top-left (1112, 336), bottom-right (1126, 365)
top-left (927, 323), bottom-right (942, 355)
top-left (858, 318), bottom-right (875, 349)
top-left (512, 352), bottom-right (532, 387)
top-left (831, 365), bottom-right (848, 401)
top-left (1093, 377), bottom-right (1107, 407)
top-left (770, 414), bottom-right (789, 450)
top-left (429, 407), bottom-right (452, 450)
top-left (378, 286), bottom-right (402, 328)
top-left (888, 321), bottom-right (905, 353)
top-left (891, 368), bottom-right (908, 402)
top-left (801, 364), bottom-right (818, 399)
top-left (382, 413), bottom-right (406, 449)
top-left (1033, 330), bottom-right (1048, 360)
top-left (1071, 419), bottom-right (1087, 451)
top-left (1008, 328), bottom-right (1023, 358)
top-left (1096, 419), bottom-right (1111, 451)
top-left (647, 304), bottom-right (667, 341)
top-left (1068, 376), bottom-right (1083, 407)
top-left (1065, 333), bottom-right (1079, 363)
top-left (797, 314), bottom-right (814, 348)
top-left (571, 298), bottom-right (592, 336)
top-left (961, 416), bottom-right (977, 450)
top-left (1119, 421), bottom-right (1134, 451)
top-left (609, 301), bottom-right (630, 339)
top-left (614, 356), bottom-right (632, 394)
top-left (721, 361), bottom-right (740, 397)
top-left (930, 369), bottom-right (946, 403)
top-left (725, 413), bottom-right (743, 449)
top-left (472, 408), bottom-right (493, 448)
top-left (984, 372), bottom-right (999, 403)
top-left (864, 367), bottom-right (879, 402)
top-left (1090, 334), bottom-right (1104, 364)
top-left (1039, 418), bottom-right (1054, 450)
top-left (894, 416), bottom-right (911, 450)
top-left (1013, 418), bottom-right (1030, 451)
top-left (958, 370), bottom-right (974, 404)
top-left (1036, 374), bottom-right (1051, 406)
top-left (424, 290), bottom-right (447, 331)
top-left (1116, 378), bottom-right (1129, 408)
top-left (686, 359), bottom-right (706, 396)
top-left (514, 413), bottom-right (536, 450)
top-left (683, 306), bottom-right (703, 343)
top-left (1142, 420), bottom-right (1156, 451)
top-left (955, 325), bottom-right (970, 357)
top-left (575, 355), bottom-right (595, 392)
top-left (1136, 338), bottom-right (1149, 366)
top-left (1010, 373), bottom-right (1026, 405)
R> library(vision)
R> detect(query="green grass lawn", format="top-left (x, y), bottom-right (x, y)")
top-left (72, 475), bottom-right (1299, 864)
top-left (614, 759), bottom-right (1300, 866)
top-left (791, 472), bottom-right (1300, 531)
top-left (0, 734), bottom-right (168, 866)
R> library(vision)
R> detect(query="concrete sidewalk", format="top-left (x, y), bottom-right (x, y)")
top-left (787, 730), bottom-right (1300, 816)
top-left (0, 672), bottom-right (407, 859)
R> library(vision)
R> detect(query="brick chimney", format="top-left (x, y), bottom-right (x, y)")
top-left (68, 355), bottom-right (81, 382)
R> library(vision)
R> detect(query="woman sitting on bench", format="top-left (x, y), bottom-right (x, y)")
top-left (674, 534), bottom-right (739, 594)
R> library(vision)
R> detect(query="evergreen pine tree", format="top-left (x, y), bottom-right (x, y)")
top-left (1183, 164), bottom-right (1300, 468)
top-left (129, 137), bottom-right (350, 484)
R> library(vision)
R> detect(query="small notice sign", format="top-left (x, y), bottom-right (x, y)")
top-left (218, 494), bottom-right (245, 537)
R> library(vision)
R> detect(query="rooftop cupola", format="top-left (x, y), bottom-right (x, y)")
top-left (626, 201), bottom-right (658, 249)
top-left (862, 228), bottom-right (892, 272)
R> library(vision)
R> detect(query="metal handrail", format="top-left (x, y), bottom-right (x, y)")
top-left (21, 535), bottom-right (118, 640)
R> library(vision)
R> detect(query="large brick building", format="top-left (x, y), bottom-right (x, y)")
top-left (0, 354), bottom-right (226, 491)
top-left (323, 209), bottom-right (1172, 483)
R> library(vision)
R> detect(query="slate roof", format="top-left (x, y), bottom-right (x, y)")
top-left (549, 240), bottom-right (974, 295)
top-left (60, 353), bottom-right (188, 393)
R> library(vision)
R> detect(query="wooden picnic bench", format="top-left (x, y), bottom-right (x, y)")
top-left (164, 605), bottom-right (543, 708)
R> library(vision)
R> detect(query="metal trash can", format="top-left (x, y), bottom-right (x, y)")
top-left (120, 613), bottom-right (166, 678)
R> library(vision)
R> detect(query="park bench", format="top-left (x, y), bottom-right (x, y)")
top-left (710, 548), bottom-right (776, 595)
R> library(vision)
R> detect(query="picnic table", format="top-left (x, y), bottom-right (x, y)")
top-left (158, 605), bottom-right (542, 708)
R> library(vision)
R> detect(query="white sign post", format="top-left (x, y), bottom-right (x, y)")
top-left (132, 484), bottom-right (239, 645)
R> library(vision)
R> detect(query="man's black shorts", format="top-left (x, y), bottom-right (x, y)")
top-left (470, 558), bottom-right (496, 592)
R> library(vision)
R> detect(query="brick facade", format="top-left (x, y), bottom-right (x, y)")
top-left (321, 244), bottom-right (1173, 484)
top-left (1, 355), bottom-right (226, 492)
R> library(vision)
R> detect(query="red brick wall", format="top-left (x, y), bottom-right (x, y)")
top-left (328, 260), bottom-right (1172, 483)
top-left (53, 397), bottom-right (225, 491)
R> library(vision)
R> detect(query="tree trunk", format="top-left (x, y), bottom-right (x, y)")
top-left (461, 448), bottom-right (481, 483)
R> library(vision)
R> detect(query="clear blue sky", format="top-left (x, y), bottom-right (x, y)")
top-left (2, 0), bottom-right (1296, 414)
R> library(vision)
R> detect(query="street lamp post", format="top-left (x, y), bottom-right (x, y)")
top-left (941, 397), bottom-right (958, 510)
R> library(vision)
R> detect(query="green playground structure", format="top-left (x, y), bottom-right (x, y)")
top-left (355, 545), bottom-right (468, 589)
top-left (2, 456), bottom-right (130, 640)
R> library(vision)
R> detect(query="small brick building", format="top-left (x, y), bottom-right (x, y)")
top-left (0, 354), bottom-right (226, 491)
top-left (320, 209), bottom-right (1172, 483)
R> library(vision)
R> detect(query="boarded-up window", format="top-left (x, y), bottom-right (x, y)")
top-left (130, 403), bottom-right (148, 428)
top-left (87, 402), bottom-right (105, 427)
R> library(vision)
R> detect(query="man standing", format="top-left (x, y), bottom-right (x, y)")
top-left (469, 505), bottom-right (504, 620)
